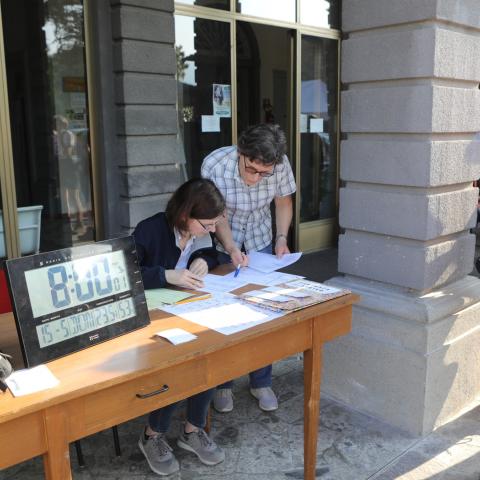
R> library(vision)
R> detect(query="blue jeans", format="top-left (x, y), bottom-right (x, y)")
top-left (217, 243), bottom-right (273, 390)
top-left (148, 388), bottom-right (214, 433)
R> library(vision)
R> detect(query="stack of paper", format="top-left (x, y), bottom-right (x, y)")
top-left (238, 280), bottom-right (350, 312)
top-left (145, 288), bottom-right (210, 310)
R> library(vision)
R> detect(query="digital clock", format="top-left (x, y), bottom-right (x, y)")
top-left (6, 236), bottom-right (150, 367)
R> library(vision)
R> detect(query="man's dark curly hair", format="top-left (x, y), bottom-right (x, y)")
top-left (237, 123), bottom-right (287, 166)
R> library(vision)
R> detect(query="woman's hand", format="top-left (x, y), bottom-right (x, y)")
top-left (165, 269), bottom-right (204, 289)
top-left (189, 258), bottom-right (208, 277)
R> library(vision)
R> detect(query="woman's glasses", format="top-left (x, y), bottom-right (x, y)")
top-left (196, 214), bottom-right (225, 231)
top-left (242, 155), bottom-right (275, 178)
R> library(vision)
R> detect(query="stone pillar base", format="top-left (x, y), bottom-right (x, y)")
top-left (324, 275), bottom-right (480, 435)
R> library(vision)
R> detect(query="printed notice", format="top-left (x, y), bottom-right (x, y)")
top-left (201, 115), bottom-right (220, 132)
top-left (212, 84), bottom-right (231, 117)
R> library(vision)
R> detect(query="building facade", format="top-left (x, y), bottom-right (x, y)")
top-left (0, 0), bottom-right (479, 435)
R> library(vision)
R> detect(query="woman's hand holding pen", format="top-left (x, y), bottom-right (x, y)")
top-left (165, 268), bottom-right (205, 289)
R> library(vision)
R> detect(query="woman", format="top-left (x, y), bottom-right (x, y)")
top-left (133, 178), bottom-right (226, 476)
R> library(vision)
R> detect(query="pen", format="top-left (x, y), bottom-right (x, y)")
top-left (234, 264), bottom-right (241, 278)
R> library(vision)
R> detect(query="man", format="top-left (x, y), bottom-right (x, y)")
top-left (201, 123), bottom-right (296, 413)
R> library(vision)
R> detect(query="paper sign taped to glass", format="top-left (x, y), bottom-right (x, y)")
top-left (238, 279), bottom-right (350, 312)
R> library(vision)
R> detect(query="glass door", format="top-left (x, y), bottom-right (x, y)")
top-left (175, 15), bottom-right (232, 178)
top-left (1, 0), bottom-right (94, 256)
top-left (297, 34), bottom-right (339, 252)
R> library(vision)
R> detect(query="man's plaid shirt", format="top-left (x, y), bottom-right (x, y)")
top-left (201, 145), bottom-right (296, 253)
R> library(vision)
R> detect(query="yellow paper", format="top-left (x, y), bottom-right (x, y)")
top-left (144, 288), bottom-right (194, 309)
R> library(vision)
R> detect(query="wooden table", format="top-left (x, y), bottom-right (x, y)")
top-left (0, 292), bottom-right (358, 480)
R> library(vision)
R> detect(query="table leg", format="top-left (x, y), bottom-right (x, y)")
top-left (303, 339), bottom-right (323, 480)
top-left (43, 404), bottom-right (72, 480)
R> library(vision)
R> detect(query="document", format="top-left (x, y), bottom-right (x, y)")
top-left (286, 279), bottom-right (343, 295)
top-left (155, 328), bottom-right (198, 345)
top-left (223, 269), bottom-right (304, 285)
top-left (6, 365), bottom-right (59, 397)
top-left (247, 251), bottom-right (303, 273)
top-left (201, 274), bottom-right (249, 294)
top-left (145, 288), bottom-right (194, 309)
top-left (161, 294), bottom-right (285, 335)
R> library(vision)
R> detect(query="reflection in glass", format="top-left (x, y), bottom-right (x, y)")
top-left (236, 22), bottom-right (292, 141)
top-left (300, 0), bottom-right (341, 29)
top-left (175, 0), bottom-right (229, 10)
top-left (300, 36), bottom-right (338, 223)
top-left (175, 15), bottom-right (231, 178)
top-left (1, 0), bottom-right (94, 253)
top-left (236, 0), bottom-right (296, 23)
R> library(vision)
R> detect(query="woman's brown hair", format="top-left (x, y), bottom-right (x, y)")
top-left (165, 178), bottom-right (225, 231)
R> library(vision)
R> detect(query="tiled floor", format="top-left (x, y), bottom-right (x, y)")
top-left (2, 245), bottom-right (480, 479)
top-left (1, 356), bottom-right (480, 480)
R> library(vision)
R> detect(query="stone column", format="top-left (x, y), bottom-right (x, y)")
top-left (325, 0), bottom-right (480, 435)
top-left (111, 0), bottom-right (184, 231)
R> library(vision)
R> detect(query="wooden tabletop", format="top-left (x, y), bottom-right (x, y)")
top-left (0, 292), bottom-right (359, 425)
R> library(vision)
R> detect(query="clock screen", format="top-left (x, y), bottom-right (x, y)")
top-left (25, 250), bottom-right (130, 318)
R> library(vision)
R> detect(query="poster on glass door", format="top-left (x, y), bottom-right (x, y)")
top-left (212, 84), bottom-right (231, 117)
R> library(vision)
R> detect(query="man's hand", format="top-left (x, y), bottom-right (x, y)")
top-left (275, 235), bottom-right (290, 258)
top-left (165, 269), bottom-right (204, 289)
top-left (229, 246), bottom-right (248, 267)
top-left (189, 258), bottom-right (208, 277)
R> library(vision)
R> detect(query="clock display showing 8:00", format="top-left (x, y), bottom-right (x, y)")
top-left (25, 250), bottom-right (131, 318)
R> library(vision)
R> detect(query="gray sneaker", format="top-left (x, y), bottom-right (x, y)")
top-left (250, 386), bottom-right (278, 411)
top-left (138, 430), bottom-right (179, 476)
top-left (213, 388), bottom-right (233, 413)
top-left (177, 428), bottom-right (225, 465)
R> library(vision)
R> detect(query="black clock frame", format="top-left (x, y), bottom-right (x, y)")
top-left (6, 236), bottom-right (150, 367)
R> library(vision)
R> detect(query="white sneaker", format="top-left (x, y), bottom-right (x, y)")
top-left (213, 388), bottom-right (234, 413)
top-left (250, 387), bottom-right (278, 411)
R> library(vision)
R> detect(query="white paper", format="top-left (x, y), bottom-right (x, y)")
top-left (286, 279), bottom-right (342, 295)
top-left (201, 274), bottom-right (249, 294)
top-left (310, 118), bottom-right (324, 133)
top-left (224, 269), bottom-right (304, 285)
top-left (155, 328), bottom-right (197, 345)
top-left (6, 365), bottom-right (59, 397)
top-left (201, 115), bottom-right (220, 132)
top-left (161, 294), bottom-right (285, 335)
top-left (263, 286), bottom-right (311, 298)
top-left (244, 289), bottom-right (292, 302)
top-left (247, 251), bottom-right (303, 273)
top-left (300, 114), bottom-right (309, 133)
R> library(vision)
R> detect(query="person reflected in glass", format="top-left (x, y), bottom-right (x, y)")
top-left (54, 115), bottom-right (87, 235)
top-left (133, 178), bottom-right (226, 475)
top-left (201, 123), bottom-right (296, 414)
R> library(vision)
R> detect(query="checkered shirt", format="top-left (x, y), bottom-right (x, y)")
top-left (201, 145), bottom-right (296, 253)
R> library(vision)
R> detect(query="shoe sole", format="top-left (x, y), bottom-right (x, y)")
top-left (213, 404), bottom-right (233, 413)
top-left (177, 438), bottom-right (225, 466)
top-left (250, 390), bottom-right (279, 411)
top-left (138, 438), bottom-right (179, 476)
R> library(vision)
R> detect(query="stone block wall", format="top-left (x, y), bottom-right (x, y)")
top-left (325, 0), bottom-right (480, 435)
top-left (110, 0), bottom-right (183, 232)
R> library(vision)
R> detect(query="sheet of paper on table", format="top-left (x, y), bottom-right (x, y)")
top-left (160, 294), bottom-right (285, 335)
top-left (223, 268), bottom-right (304, 285)
top-left (200, 273), bottom-right (249, 294)
top-left (246, 251), bottom-right (303, 273)
top-left (155, 328), bottom-right (198, 345)
top-left (286, 279), bottom-right (343, 295)
top-left (6, 365), bottom-right (59, 397)
top-left (145, 288), bottom-right (194, 309)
